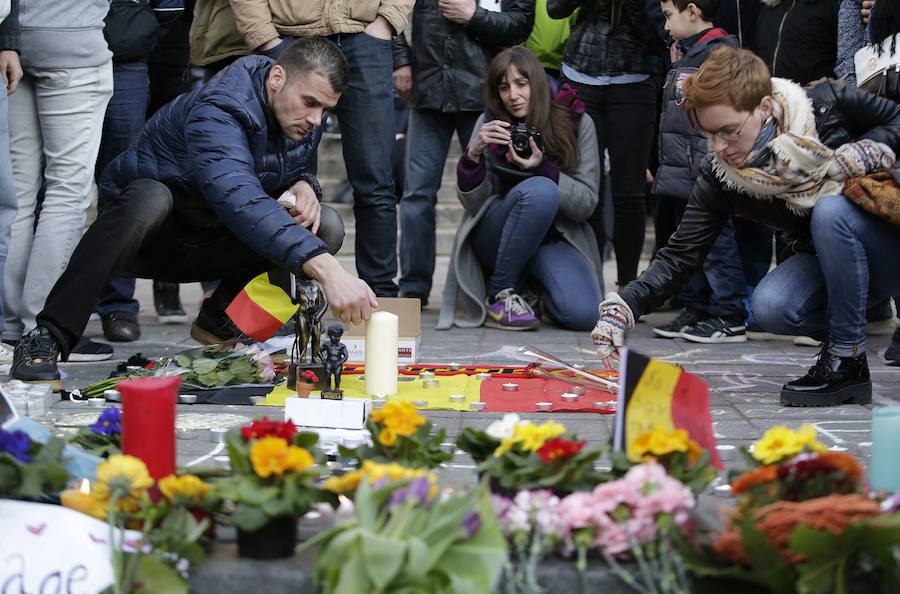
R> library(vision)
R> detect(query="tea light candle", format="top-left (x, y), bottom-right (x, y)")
top-left (871, 407), bottom-right (900, 492)
top-left (364, 311), bottom-right (399, 396)
top-left (570, 386), bottom-right (586, 396)
top-left (716, 445), bottom-right (736, 461)
top-left (535, 402), bottom-right (553, 412)
top-left (448, 363), bottom-right (461, 371)
top-left (209, 427), bottom-right (229, 443)
top-left (371, 393), bottom-right (388, 400)
top-left (448, 394), bottom-right (465, 403)
top-left (60, 478), bottom-right (94, 516)
top-left (412, 400), bottom-right (427, 408)
top-left (469, 402), bottom-right (487, 411)
top-left (177, 394), bottom-right (197, 405)
top-left (87, 398), bottom-right (106, 407)
top-left (177, 430), bottom-right (198, 440)
top-left (423, 379), bottom-right (439, 389)
top-left (714, 484), bottom-right (733, 498)
top-left (104, 390), bottom-right (121, 402)
top-left (560, 393), bottom-right (579, 403)
top-left (475, 373), bottom-right (491, 381)
top-left (419, 371), bottom-right (435, 380)
top-left (592, 401), bottom-right (612, 409)
top-left (373, 400), bottom-right (386, 409)
top-left (501, 383), bottom-right (519, 392)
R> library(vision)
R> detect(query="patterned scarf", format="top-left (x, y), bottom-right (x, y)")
top-left (710, 78), bottom-right (843, 214)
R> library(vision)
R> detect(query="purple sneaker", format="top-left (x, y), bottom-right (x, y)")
top-left (485, 288), bottom-right (540, 331)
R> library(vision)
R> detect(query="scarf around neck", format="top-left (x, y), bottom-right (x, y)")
top-left (710, 78), bottom-right (842, 214)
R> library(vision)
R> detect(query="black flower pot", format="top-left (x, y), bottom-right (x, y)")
top-left (236, 517), bottom-right (298, 560)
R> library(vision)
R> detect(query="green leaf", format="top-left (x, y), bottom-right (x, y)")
top-left (216, 369), bottom-right (235, 385)
top-left (360, 533), bottom-right (407, 590)
top-left (137, 554), bottom-right (189, 594)
top-left (174, 354), bottom-right (192, 368)
top-left (230, 504), bottom-right (269, 532)
top-left (238, 481), bottom-right (278, 505)
top-left (191, 358), bottom-right (218, 375)
top-left (333, 543), bottom-right (374, 594)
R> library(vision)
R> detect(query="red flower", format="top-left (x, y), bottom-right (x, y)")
top-left (300, 370), bottom-right (318, 384)
top-left (537, 438), bottom-right (586, 463)
top-left (240, 417), bottom-right (297, 442)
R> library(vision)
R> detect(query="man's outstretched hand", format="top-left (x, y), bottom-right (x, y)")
top-left (303, 253), bottom-right (378, 325)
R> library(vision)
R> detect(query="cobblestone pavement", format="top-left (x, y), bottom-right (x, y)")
top-left (40, 265), bottom-right (900, 488)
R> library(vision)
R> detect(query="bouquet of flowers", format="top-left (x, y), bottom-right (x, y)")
top-left (557, 461), bottom-right (696, 594)
top-left (213, 417), bottom-right (335, 532)
top-left (304, 476), bottom-right (507, 594)
top-left (158, 342), bottom-right (276, 388)
top-left (621, 426), bottom-right (716, 495)
top-left (70, 406), bottom-right (122, 457)
top-left (0, 427), bottom-right (68, 500)
top-left (340, 401), bottom-right (452, 469)
top-left (492, 490), bottom-right (563, 594)
top-left (456, 414), bottom-right (607, 495)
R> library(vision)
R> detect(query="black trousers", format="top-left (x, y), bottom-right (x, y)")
top-left (38, 179), bottom-right (343, 356)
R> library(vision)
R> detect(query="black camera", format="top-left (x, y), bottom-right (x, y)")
top-left (509, 123), bottom-right (544, 158)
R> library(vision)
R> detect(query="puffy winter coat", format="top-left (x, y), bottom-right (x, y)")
top-left (100, 55), bottom-right (329, 273)
top-left (653, 29), bottom-right (739, 200)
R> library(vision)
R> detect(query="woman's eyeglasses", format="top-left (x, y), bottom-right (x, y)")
top-left (698, 110), bottom-right (754, 144)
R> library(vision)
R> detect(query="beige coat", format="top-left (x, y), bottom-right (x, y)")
top-left (230, 0), bottom-right (415, 51)
top-left (190, 0), bottom-right (249, 66)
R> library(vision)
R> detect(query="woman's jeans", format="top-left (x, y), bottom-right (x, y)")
top-left (0, 92), bottom-right (18, 331)
top-left (752, 195), bottom-right (900, 356)
top-left (469, 177), bottom-right (602, 331)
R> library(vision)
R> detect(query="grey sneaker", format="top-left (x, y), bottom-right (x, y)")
top-left (680, 317), bottom-right (747, 343)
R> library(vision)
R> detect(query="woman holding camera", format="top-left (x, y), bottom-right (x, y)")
top-left (437, 46), bottom-right (602, 332)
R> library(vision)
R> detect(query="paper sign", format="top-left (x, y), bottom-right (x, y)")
top-left (614, 349), bottom-right (722, 468)
top-left (0, 387), bottom-right (19, 429)
top-left (0, 500), bottom-right (140, 594)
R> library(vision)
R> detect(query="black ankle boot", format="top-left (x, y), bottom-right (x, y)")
top-left (11, 327), bottom-right (62, 391)
top-left (780, 347), bottom-right (871, 407)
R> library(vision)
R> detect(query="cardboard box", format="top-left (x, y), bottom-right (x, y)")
top-left (344, 297), bottom-right (422, 364)
top-left (284, 396), bottom-right (371, 430)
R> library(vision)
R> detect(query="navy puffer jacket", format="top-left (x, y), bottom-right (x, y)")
top-left (100, 55), bottom-right (328, 274)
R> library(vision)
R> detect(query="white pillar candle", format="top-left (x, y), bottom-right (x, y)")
top-left (364, 311), bottom-right (399, 396)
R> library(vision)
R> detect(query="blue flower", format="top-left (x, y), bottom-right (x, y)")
top-left (89, 407), bottom-right (122, 436)
top-left (0, 428), bottom-right (32, 463)
top-left (389, 476), bottom-right (432, 507)
top-left (462, 511), bottom-right (481, 538)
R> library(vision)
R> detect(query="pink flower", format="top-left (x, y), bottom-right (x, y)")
top-left (557, 492), bottom-right (600, 533)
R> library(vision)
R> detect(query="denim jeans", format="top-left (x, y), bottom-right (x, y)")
top-left (399, 108), bottom-right (481, 298)
top-left (0, 92), bottom-right (18, 331)
top-left (680, 218), bottom-right (749, 320)
top-left (4, 61), bottom-right (114, 340)
top-left (95, 61), bottom-right (150, 317)
top-left (752, 195), bottom-right (900, 356)
top-left (469, 177), bottom-right (602, 331)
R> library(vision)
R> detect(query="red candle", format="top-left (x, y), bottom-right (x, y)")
top-left (120, 376), bottom-right (180, 479)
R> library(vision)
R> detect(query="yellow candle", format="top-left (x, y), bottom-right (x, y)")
top-left (364, 311), bottom-right (399, 396)
top-left (60, 478), bottom-right (95, 516)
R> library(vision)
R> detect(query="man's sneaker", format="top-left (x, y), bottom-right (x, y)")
top-left (781, 346), bottom-right (871, 407)
top-left (680, 317), bottom-right (747, 343)
top-left (11, 327), bottom-right (62, 391)
top-left (485, 288), bottom-right (539, 331)
top-left (191, 306), bottom-right (246, 345)
top-left (884, 327), bottom-right (900, 364)
top-left (653, 308), bottom-right (707, 339)
top-left (102, 311), bottom-right (141, 342)
top-left (154, 281), bottom-right (188, 324)
top-left (68, 337), bottom-right (114, 362)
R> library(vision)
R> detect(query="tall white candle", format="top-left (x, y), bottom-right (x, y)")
top-left (364, 311), bottom-right (399, 396)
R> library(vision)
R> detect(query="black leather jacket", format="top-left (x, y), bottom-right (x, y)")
top-left (621, 79), bottom-right (900, 319)
top-left (391, 0), bottom-right (533, 112)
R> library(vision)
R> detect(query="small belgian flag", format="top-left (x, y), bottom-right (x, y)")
top-left (225, 270), bottom-right (298, 342)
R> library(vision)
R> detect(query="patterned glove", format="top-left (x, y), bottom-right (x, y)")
top-left (828, 139), bottom-right (896, 181)
top-left (591, 292), bottom-right (636, 361)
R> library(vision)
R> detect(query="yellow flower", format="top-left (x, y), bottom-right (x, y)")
top-left (158, 474), bottom-right (210, 503)
top-left (379, 427), bottom-right (398, 447)
top-left (753, 424), bottom-right (825, 465)
top-left (631, 426), bottom-right (699, 461)
top-left (371, 401), bottom-right (426, 438)
top-left (324, 460), bottom-right (437, 498)
top-left (250, 436), bottom-right (314, 478)
top-left (493, 420), bottom-right (567, 456)
top-left (91, 454), bottom-right (154, 517)
top-left (324, 469), bottom-right (363, 494)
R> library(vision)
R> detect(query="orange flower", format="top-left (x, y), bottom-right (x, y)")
top-left (732, 465), bottom-right (779, 495)
top-left (818, 451), bottom-right (863, 485)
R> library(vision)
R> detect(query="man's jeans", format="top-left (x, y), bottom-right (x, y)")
top-left (469, 177), bottom-right (602, 331)
top-left (4, 62), bottom-right (114, 341)
top-left (95, 61), bottom-right (151, 317)
top-left (0, 92), bottom-right (18, 330)
top-left (752, 195), bottom-right (900, 356)
top-left (681, 218), bottom-right (749, 320)
top-left (399, 108), bottom-right (480, 298)
top-left (38, 179), bottom-right (345, 356)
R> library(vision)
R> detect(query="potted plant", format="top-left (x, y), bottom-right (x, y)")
top-left (296, 369), bottom-right (318, 398)
top-left (213, 418), bottom-right (335, 559)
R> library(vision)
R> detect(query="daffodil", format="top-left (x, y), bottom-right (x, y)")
top-left (250, 436), bottom-right (314, 478)
top-left (159, 474), bottom-right (210, 503)
top-left (91, 454), bottom-right (154, 517)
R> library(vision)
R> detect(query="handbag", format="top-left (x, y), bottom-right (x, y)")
top-left (854, 34), bottom-right (900, 97)
top-left (842, 168), bottom-right (900, 228)
top-left (104, 0), bottom-right (159, 63)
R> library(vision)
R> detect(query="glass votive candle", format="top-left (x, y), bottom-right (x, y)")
top-left (871, 407), bottom-right (900, 493)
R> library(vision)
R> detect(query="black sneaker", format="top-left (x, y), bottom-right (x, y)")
top-left (11, 327), bottom-right (62, 391)
top-left (68, 337), bottom-right (114, 362)
top-left (191, 304), bottom-right (246, 345)
top-left (781, 346), bottom-right (872, 407)
top-left (680, 316), bottom-right (747, 343)
top-left (885, 327), bottom-right (900, 365)
top-left (652, 308), bottom-right (707, 339)
top-left (153, 281), bottom-right (188, 324)
top-left (101, 311), bottom-right (141, 342)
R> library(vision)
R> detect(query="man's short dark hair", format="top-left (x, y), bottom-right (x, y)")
top-left (667, 0), bottom-right (719, 21)
top-left (276, 37), bottom-right (349, 94)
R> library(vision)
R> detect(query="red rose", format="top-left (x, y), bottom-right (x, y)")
top-left (537, 438), bottom-right (586, 463)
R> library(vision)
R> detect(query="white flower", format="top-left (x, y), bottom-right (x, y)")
top-left (486, 413), bottom-right (521, 440)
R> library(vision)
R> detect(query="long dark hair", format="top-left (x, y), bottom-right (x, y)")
top-left (870, 0), bottom-right (900, 56)
top-left (484, 47), bottom-right (580, 173)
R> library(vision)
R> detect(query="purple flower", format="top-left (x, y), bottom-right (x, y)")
top-left (390, 476), bottom-right (432, 507)
top-left (0, 428), bottom-right (32, 463)
top-left (462, 511), bottom-right (481, 538)
top-left (89, 407), bottom-right (122, 436)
